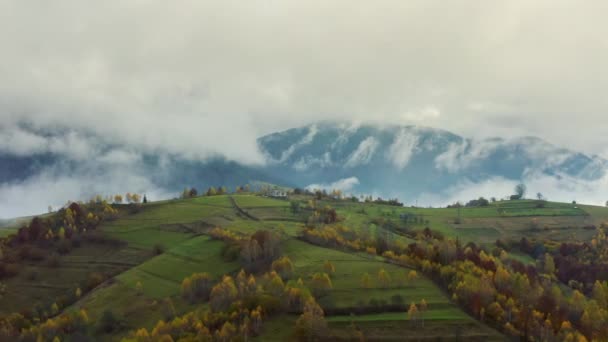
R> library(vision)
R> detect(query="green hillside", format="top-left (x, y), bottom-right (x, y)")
top-left (2, 193), bottom-right (607, 341)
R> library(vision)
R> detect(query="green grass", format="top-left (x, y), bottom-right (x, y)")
top-left (16, 195), bottom-right (598, 341)
top-left (233, 195), bottom-right (290, 208)
top-left (0, 227), bottom-right (17, 238)
top-left (117, 236), bottom-right (240, 298)
top-left (327, 308), bottom-right (469, 322)
top-left (0, 243), bottom-right (148, 315)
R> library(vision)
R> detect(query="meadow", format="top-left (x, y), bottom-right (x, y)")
top-left (3, 192), bottom-right (608, 341)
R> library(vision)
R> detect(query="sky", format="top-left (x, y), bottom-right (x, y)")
top-left (1, 1), bottom-right (608, 217)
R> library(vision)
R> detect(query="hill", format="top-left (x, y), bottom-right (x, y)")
top-left (1, 192), bottom-right (607, 340)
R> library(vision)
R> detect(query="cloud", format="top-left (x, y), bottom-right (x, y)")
top-left (415, 172), bottom-right (608, 208)
top-left (306, 177), bottom-right (360, 193)
top-left (276, 125), bottom-right (318, 163)
top-left (344, 137), bottom-right (379, 168)
top-left (386, 129), bottom-right (419, 169)
top-left (434, 139), bottom-right (502, 172)
top-left (1, 0), bottom-right (607, 162)
top-left (293, 152), bottom-right (332, 171)
top-left (0, 167), bottom-right (173, 218)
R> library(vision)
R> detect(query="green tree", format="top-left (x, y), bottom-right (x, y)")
top-left (514, 183), bottom-right (527, 199)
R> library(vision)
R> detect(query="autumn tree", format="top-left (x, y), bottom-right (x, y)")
top-left (181, 272), bottom-right (213, 303)
top-left (294, 298), bottom-right (328, 341)
top-left (407, 270), bottom-right (418, 283)
top-left (210, 276), bottom-right (238, 312)
top-left (377, 268), bottom-right (391, 288)
top-left (271, 256), bottom-right (294, 280)
top-left (361, 273), bottom-right (372, 288)
top-left (323, 261), bottom-right (335, 276)
top-left (408, 302), bottom-right (419, 326)
top-left (310, 273), bottom-right (333, 298)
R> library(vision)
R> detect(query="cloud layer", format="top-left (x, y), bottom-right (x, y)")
top-left (2, 0), bottom-right (608, 162)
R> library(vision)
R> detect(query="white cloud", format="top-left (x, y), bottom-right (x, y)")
top-left (434, 139), bottom-right (502, 172)
top-left (306, 177), bottom-right (360, 192)
top-left (344, 137), bottom-right (379, 168)
top-left (276, 125), bottom-right (318, 163)
top-left (0, 169), bottom-right (173, 218)
top-left (293, 152), bottom-right (332, 171)
top-left (386, 129), bottom-right (419, 170)
top-left (416, 172), bottom-right (608, 208)
top-left (0, 1), bottom-right (607, 162)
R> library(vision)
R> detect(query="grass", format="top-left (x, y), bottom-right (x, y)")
top-left (117, 236), bottom-right (240, 298)
top-left (0, 227), bottom-right (17, 238)
top-left (13, 195), bottom-right (605, 341)
top-left (233, 195), bottom-right (290, 208)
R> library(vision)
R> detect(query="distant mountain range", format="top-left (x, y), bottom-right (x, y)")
top-left (257, 123), bottom-right (607, 199)
top-left (1, 122), bottom-right (606, 217)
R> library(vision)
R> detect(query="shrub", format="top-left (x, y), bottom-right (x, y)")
top-left (97, 310), bottom-right (120, 334)
top-left (152, 243), bottom-right (165, 255)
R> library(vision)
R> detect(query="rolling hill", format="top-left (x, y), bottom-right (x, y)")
top-left (2, 191), bottom-right (608, 340)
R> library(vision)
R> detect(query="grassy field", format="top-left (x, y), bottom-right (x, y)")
top-left (6, 194), bottom-right (608, 341)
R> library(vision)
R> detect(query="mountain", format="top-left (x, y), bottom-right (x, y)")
top-left (256, 122), bottom-right (608, 200)
top-left (1, 121), bottom-right (606, 217)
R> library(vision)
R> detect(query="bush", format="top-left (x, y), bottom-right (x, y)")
top-left (152, 243), bottom-right (165, 255)
top-left (97, 310), bottom-right (120, 334)
top-left (220, 243), bottom-right (241, 262)
top-left (85, 272), bottom-right (105, 291)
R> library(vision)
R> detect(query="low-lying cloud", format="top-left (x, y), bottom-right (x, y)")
top-left (306, 177), bottom-right (360, 193)
top-left (416, 173), bottom-right (608, 208)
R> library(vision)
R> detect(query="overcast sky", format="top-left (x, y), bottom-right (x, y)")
top-left (1, 0), bottom-right (607, 164)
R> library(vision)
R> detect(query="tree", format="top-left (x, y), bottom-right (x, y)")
top-left (407, 270), bottom-right (418, 283)
top-left (537, 192), bottom-right (543, 200)
top-left (160, 298), bottom-right (176, 321)
top-left (419, 299), bottom-right (428, 327)
top-left (114, 195), bottom-right (123, 204)
top-left (210, 276), bottom-right (238, 312)
top-left (408, 302), bottom-right (419, 326)
top-left (323, 261), bottom-right (335, 276)
top-left (97, 310), bottom-right (120, 333)
top-left (378, 268), bottom-right (391, 288)
top-left (514, 183), bottom-right (527, 199)
top-left (135, 281), bottom-right (143, 296)
top-left (271, 256), bottom-right (294, 280)
top-left (143, 195), bottom-right (148, 204)
top-left (290, 201), bottom-right (301, 214)
top-left (294, 298), bottom-right (328, 341)
top-left (189, 188), bottom-right (198, 197)
top-left (75, 287), bottom-right (82, 298)
top-left (361, 273), bottom-right (371, 288)
top-left (310, 273), bottom-right (332, 297)
top-left (181, 272), bottom-right (213, 303)
top-left (542, 253), bottom-right (556, 276)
